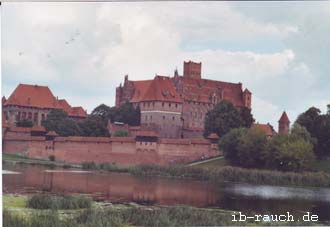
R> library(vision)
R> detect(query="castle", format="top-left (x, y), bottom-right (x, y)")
top-left (2, 60), bottom-right (291, 166)
top-left (2, 84), bottom-right (87, 126)
top-left (116, 61), bottom-right (252, 138)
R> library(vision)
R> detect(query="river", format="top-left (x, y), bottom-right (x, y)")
top-left (3, 162), bottom-right (330, 222)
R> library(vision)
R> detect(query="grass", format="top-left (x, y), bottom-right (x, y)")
top-left (3, 153), bottom-right (80, 169)
top-left (3, 194), bottom-right (329, 226)
top-left (27, 194), bottom-right (92, 210)
top-left (3, 195), bottom-right (27, 209)
top-left (310, 159), bottom-right (330, 173)
top-left (188, 156), bottom-right (228, 169)
top-left (81, 161), bottom-right (330, 188)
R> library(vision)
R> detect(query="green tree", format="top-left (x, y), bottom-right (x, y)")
top-left (239, 107), bottom-right (255, 128)
top-left (114, 102), bottom-right (140, 126)
top-left (219, 128), bottom-right (247, 166)
top-left (296, 107), bottom-right (321, 137)
top-left (220, 127), bottom-right (268, 168)
top-left (296, 107), bottom-right (330, 158)
top-left (91, 104), bottom-right (116, 121)
top-left (113, 130), bottom-right (128, 137)
top-left (16, 119), bottom-right (33, 127)
top-left (327, 104), bottom-right (330, 115)
top-left (42, 109), bottom-right (80, 136)
top-left (267, 124), bottom-right (315, 171)
top-left (204, 100), bottom-right (245, 137)
top-left (78, 115), bottom-right (110, 137)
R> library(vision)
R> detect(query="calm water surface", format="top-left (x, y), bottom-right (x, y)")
top-left (3, 163), bottom-right (330, 222)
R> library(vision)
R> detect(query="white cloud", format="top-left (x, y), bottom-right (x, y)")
top-left (2, 2), bottom-right (329, 124)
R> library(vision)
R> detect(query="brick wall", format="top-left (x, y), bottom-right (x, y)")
top-left (3, 132), bottom-right (220, 166)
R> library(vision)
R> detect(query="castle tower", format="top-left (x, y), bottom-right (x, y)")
top-left (243, 88), bottom-right (252, 109)
top-left (278, 111), bottom-right (290, 134)
top-left (183, 61), bottom-right (201, 79)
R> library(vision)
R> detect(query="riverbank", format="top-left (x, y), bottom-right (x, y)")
top-left (3, 154), bottom-right (330, 188)
top-left (4, 194), bottom-right (326, 227)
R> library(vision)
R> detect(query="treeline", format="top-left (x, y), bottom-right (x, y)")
top-left (220, 124), bottom-right (315, 171)
top-left (38, 102), bottom-right (140, 137)
top-left (204, 101), bottom-right (330, 171)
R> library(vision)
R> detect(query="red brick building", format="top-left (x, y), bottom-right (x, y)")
top-left (116, 61), bottom-right (252, 138)
top-left (3, 84), bottom-right (87, 126)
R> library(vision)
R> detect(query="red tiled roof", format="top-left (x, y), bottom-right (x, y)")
top-left (160, 138), bottom-right (190, 145)
top-left (178, 77), bottom-right (244, 106)
top-left (110, 137), bottom-right (136, 142)
top-left (207, 133), bottom-right (219, 139)
top-left (5, 84), bottom-right (60, 109)
top-left (31, 125), bottom-right (46, 132)
top-left (252, 123), bottom-right (277, 137)
top-left (70, 107), bottom-right (87, 118)
top-left (190, 138), bottom-right (210, 144)
top-left (130, 80), bottom-right (153, 103)
top-left (4, 84), bottom-right (87, 118)
top-left (130, 76), bottom-right (182, 103)
top-left (135, 130), bottom-right (158, 137)
top-left (279, 111), bottom-right (290, 123)
top-left (65, 136), bottom-right (111, 143)
top-left (9, 127), bottom-right (32, 132)
top-left (46, 131), bottom-right (58, 136)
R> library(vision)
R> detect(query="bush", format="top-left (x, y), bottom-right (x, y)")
top-left (27, 194), bottom-right (92, 210)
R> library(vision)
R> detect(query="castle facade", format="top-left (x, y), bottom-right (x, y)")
top-left (116, 61), bottom-right (252, 138)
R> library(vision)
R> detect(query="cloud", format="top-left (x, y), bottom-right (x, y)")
top-left (2, 2), bottom-right (329, 126)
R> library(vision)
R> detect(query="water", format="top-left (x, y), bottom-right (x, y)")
top-left (3, 162), bottom-right (330, 222)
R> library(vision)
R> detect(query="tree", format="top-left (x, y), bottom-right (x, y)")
top-left (220, 124), bottom-right (316, 171)
top-left (220, 127), bottom-right (268, 168)
top-left (219, 128), bottom-right (246, 166)
top-left (114, 102), bottom-right (140, 126)
top-left (91, 104), bottom-right (116, 121)
top-left (327, 104), bottom-right (330, 115)
top-left (296, 107), bottom-right (330, 158)
top-left (16, 119), bottom-right (33, 127)
top-left (267, 124), bottom-right (315, 171)
top-left (239, 107), bottom-right (254, 128)
top-left (204, 100), bottom-right (245, 137)
top-left (42, 109), bottom-right (80, 136)
top-left (113, 130), bottom-right (128, 137)
top-left (78, 115), bottom-right (110, 137)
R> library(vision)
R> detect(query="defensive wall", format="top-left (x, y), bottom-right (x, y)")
top-left (2, 127), bottom-right (221, 166)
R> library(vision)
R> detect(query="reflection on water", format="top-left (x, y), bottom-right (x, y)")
top-left (3, 162), bottom-right (330, 222)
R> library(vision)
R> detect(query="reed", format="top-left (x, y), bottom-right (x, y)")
top-left (27, 194), bottom-right (92, 210)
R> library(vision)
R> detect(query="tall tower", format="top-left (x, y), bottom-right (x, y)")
top-left (183, 61), bottom-right (201, 79)
top-left (243, 88), bottom-right (252, 109)
top-left (278, 111), bottom-right (290, 134)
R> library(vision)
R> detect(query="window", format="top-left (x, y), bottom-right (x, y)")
top-left (169, 103), bottom-right (171, 107)
top-left (41, 114), bottom-right (45, 121)
top-left (28, 112), bottom-right (32, 120)
top-left (172, 116), bottom-right (175, 121)
top-left (162, 102), bottom-right (165, 107)
top-left (145, 115), bottom-right (148, 121)
top-left (34, 113), bottom-right (38, 123)
top-left (22, 112), bottom-right (26, 119)
top-left (17, 112), bottom-right (21, 121)
top-left (175, 104), bottom-right (178, 108)
top-left (163, 116), bottom-right (165, 120)
top-left (150, 115), bottom-right (152, 121)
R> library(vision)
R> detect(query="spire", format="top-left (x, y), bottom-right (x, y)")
top-left (174, 67), bottom-right (178, 77)
top-left (279, 111), bottom-right (290, 123)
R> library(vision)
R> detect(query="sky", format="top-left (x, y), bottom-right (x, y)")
top-left (2, 2), bottom-right (330, 129)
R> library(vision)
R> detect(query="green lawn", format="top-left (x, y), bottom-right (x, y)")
top-left (187, 156), bottom-right (228, 169)
top-left (311, 159), bottom-right (330, 173)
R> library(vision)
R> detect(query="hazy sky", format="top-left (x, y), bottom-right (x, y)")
top-left (2, 2), bottom-right (330, 129)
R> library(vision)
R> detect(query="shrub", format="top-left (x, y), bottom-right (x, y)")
top-left (27, 194), bottom-right (92, 210)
